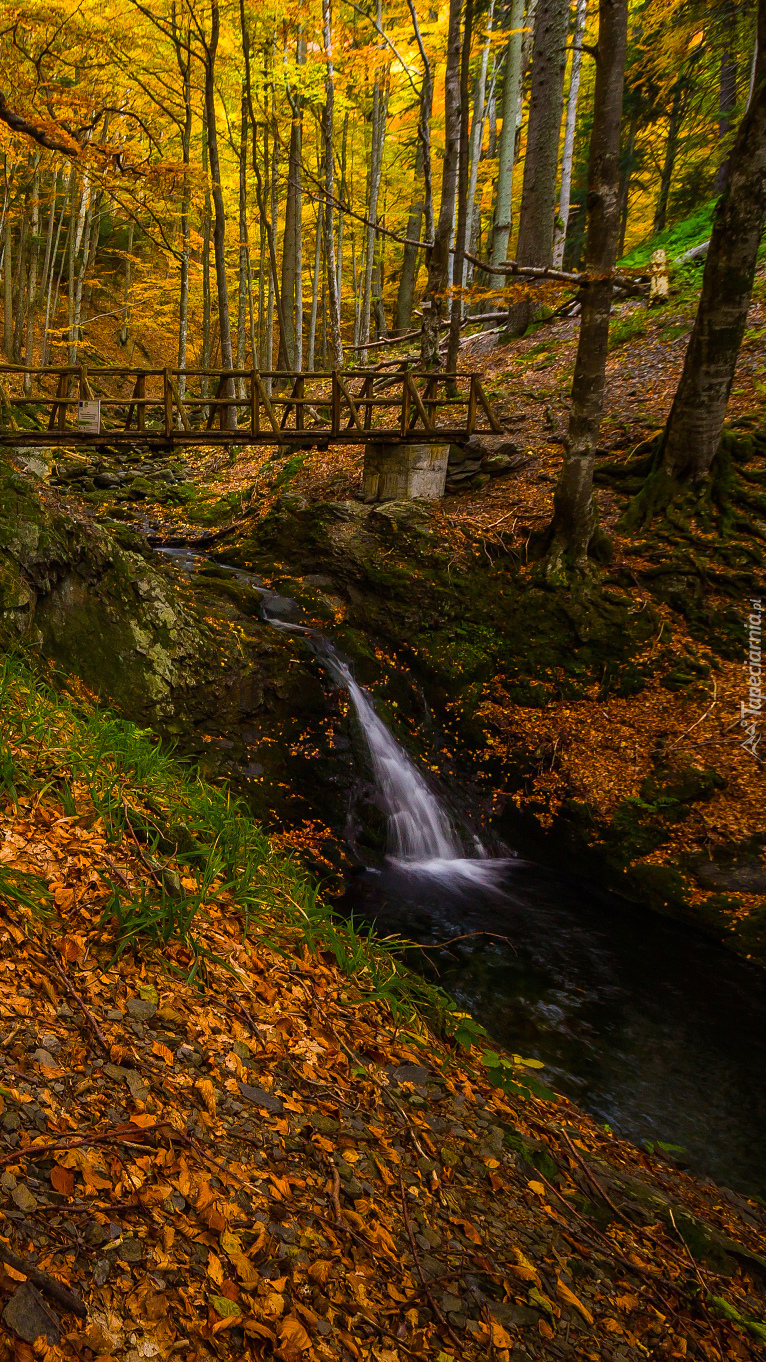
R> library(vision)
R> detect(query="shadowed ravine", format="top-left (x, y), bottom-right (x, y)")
top-left (158, 546), bottom-right (766, 1201)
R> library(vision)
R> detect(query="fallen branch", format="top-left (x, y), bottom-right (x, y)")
top-left (0, 1242), bottom-right (87, 1318)
top-left (35, 946), bottom-right (110, 1056)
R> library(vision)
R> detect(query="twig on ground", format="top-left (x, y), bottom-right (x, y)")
top-left (36, 945), bottom-right (110, 1055)
top-left (0, 1242), bottom-right (87, 1318)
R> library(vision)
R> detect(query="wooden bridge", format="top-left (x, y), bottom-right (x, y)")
top-left (0, 364), bottom-right (503, 448)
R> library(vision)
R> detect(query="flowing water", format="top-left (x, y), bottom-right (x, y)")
top-left (157, 545), bottom-right (766, 1199)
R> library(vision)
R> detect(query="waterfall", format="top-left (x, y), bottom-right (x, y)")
top-left (323, 650), bottom-right (461, 862)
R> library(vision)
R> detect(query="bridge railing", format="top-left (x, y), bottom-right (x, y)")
top-left (0, 364), bottom-right (503, 445)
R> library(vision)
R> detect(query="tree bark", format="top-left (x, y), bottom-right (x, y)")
top-left (488, 0), bottom-right (525, 283)
top-left (361, 75), bottom-right (387, 360)
top-left (552, 0), bottom-right (587, 268)
top-left (653, 82), bottom-right (683, 235)
top-left (421, 0), bottom-right (462, 368)
top-left (545, 0), bottom-right (628, 567)
top-left (616, 101), bottom-right (638, 259)
top-left (659, 3), bottom-right (766, 483)
top-left (204, 0), bottom-right (235, 427)
top-left (714, 5), bottom-right (738, 195)
top-left (322, 0), bottom-right (344, 368)
top-left (201, 105), bottom-right (212, 405)
top-left (24, 168), bottom-right (41, 394)
top-left (3, 218), bottom-right (12, 359)
top-left (396, 0), bottom-right (434, 333)
top-left (466, 0), bottom-right (494, 265)
top-left (447, 0), bottom-right (474, 377)
top-left (507, 0), bottom-right (568, 335)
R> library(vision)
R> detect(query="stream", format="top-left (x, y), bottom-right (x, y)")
top-left (160, 546), bottom-right (766, 1201)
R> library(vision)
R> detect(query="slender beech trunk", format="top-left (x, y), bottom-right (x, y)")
top-left (322, 0), bottom-right (344, 367)
top-left (421, 0), bottom-right (462, 368)
top-left (237, 86), bottom-right (249, 393)
top-left (546, 0), bottom-right (628, 567)
top-left (279, 71), bottom-right (303, 370)
top-left (308, 197), bottom-right (322, 370)
top-left (201, 106), bottom-right (212, 404)
top-left (552, 0), bottom-right (587, 267)
top-left (361, 76), bottom-right (387, 360)
top-left (489, 0), bottom-right (525, 283)
top-left (616, 102), bottom-right (639, 259)
top-left (337, 109), bottom-right (349, 303)
top-left (447, 0), bottom-right (474, 377)
top-left (507, 0), bottom-right (569, 335)
top-left (396, 0), bottom-right (434, 333)
top-left (13, 202), bottom-right (29, 364)
top-left (653, 83), bottom-right (683, 234)
top-left (267, 119), bottom-right (279, 383)
top-left (72, 176), bottom-right (95, 358)
top-left (120, 222), bottom-right (134, 346)
top-left (658, 3), bottom-right (766, 484)
top-left (205, 0), bottom-right (235, 427)
top-left (3, 219), bottom-right (12, 359)
top-left (714, 7), bottom-right (738, 195)
top-left (174, 20), bottom-right (192, 399)
top-left (466, 0), bottom-right (494, 266)
top-left (24, 168), bottom-right (40, 394)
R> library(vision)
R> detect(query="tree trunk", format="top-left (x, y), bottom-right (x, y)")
top-left (173, 21), bottom-right (192, 399)
top-left (236, 87), bottom-right (249, 395)
top-left (308, 200), bottom-right (322, 370)
top-left (24, 168), bottom-right (41, 394)
top-left (545, 0), bottom-right (628, 567)
top-left (3, 218), bottom-right (12, 359)
top-left (396, 3), bottom-right (434, 333)
top-left (278, 70), bottom-right (303, 370)
top-left (506, 0), bottom-right (569, 335)
top-left (659, 5), bottom-right (766, 484)
top-left (488, 0), bottom-right (525, 283)
top-left (201, 105), bottom-right (212, 406)
top-left (552, 0), bottom-right (587, 267)
top-left (714, 7), bottom-right (738, 195)
top-left (421, 0), bottom-right (462, 368)
top-left (466, 0), bottom-right (494, 267)
top-left (447, 0), bottom-right (474, 377)
top-left (120, 222), bottom-right (134, 347)
top-left (653, 83), bottom-right (683, 235)
top-left (616, 102), bottom-right (639, 259)
top-left (322, 0), bottom-right (344, 368)
top-left (205, 0), bottom-right (235, 427)
top-left (361, 76), bottom-right (387, 361)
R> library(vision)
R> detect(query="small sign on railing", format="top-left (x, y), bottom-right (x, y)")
top-left (77, 400), bottom-right (101, 433)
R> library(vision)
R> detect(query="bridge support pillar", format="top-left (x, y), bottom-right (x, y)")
top-left (362, 442), bottom-right (448, 502)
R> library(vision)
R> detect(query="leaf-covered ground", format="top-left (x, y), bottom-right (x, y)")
top-left (1, 665), bottom-right (766, 1362)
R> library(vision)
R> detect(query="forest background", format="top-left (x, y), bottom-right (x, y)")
top-left (0, 0), bottom-right (758, 389)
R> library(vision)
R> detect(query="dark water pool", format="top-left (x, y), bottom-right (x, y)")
top-left (345, 859), bottom-right (766, 1200)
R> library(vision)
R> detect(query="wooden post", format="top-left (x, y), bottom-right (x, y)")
top-left (466, 374), bottom-right (478, 434)
top-left (400, 370), bottom-right (411, 438)
top-left (251, 370), bottom-right (259, 437)
top-left (137, 372), bottom-right (146, 431)
top-left (295, 375), bottom-right (305, 431)
top-left (48, 371), bottom-right (68, 431)
top-left (164, 368), bottom-right (172, 438)
top-left (331, 371), bottom-right (340, 437)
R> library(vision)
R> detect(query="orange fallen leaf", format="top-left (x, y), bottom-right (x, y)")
top-left (50, 1164), bottom-right (75, 1196)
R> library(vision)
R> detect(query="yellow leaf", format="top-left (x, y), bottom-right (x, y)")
top-left (195, 1078), bottom-right (217, 1117)
top-left (278, 1316), bottom-right (312, 1352)
top-left (208, 1252), bottom-right (224, 1286)
top-left (490, 1319), bottom-right (514, 1349)
top-left (556, 1277), bottom-right (594, 1325)
top-left (527, 1180), bottom-right (546, 1196)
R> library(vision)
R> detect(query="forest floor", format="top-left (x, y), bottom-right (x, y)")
top-left (1, 662), bottom-right (766, 1362)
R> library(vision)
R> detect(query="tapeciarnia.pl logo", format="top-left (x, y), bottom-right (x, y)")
top-left (741, 598), bottom-right (763, 760)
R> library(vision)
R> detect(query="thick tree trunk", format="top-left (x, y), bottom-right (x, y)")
top-left (447, 0), bottom-right (474, 376)
top-left (552, 0), bottom-right (587, 268)
top-left (507, 0), bottom-right (568, 335)
top-left (545, 0), bottom-right (628, 567)
top-left (322, 0), bottom-right (344, 368)
top-left (205, 1), bottom-right (235, 427)
top-left (489, 0), bottom-right (525, 283)
top-left (201, 107), bottom-right (212, 405)
top-left (421, 0), bottom-right (462, 368)
top-left (660, 5), bottom-right (766, 483)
